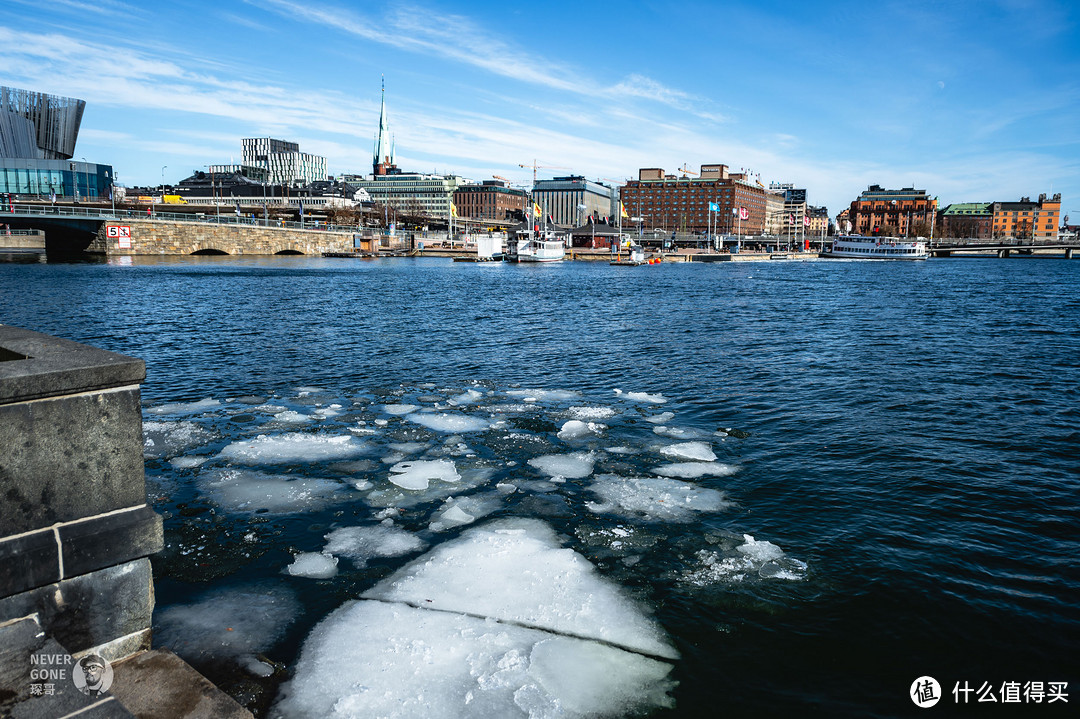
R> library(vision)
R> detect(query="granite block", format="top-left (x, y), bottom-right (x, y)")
top-left (0, 388), bottom-right (146, 534)
top-left (110, 650), bottom-right (254, 719)
top-left (0, 530), bottom-right (59, 597)
top-left (0, 560), bottom-right (154, 659)
top-left (0, 326), bottom-right (144, 405)
top-left (59, 506), bottom-right (163, 580)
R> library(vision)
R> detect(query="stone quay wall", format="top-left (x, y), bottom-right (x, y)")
top-left (88, 218), bottom-right (355, 256)
top-left (0, 327), bottom-right (162, 669)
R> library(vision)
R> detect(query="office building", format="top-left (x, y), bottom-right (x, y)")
top-left (240, 137), bottom-right (326, 186)
top-left (991, 194), bottom-right (1061, 241)
top-left (454, 180), bottom-right (528, 221)
top-left (848, 185), bottom-right (937, 236)
top-left (531, 176), bottom-right (615, 226)
top-left (0, 85), bottom-right (113, 199)
top-left (619, 164), bottom-right (766, 234)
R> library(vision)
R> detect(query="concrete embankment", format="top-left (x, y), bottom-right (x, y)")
top-left (92, 218), bottom-right (353, 256)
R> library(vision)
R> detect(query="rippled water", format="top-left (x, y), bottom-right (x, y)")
top-left (2, 255), bottom-right (1078, 717)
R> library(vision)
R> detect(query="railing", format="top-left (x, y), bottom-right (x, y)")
top-left (2, 203), bottom-right (364, 234)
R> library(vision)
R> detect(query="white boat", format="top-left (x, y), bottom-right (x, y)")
top-left (506, 230), bottom-right (566, 262)
top-left (824, 235), bottom-right (928, 260)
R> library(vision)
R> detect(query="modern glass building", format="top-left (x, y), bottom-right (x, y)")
top-left (0, 86), bottom-right (113, 200)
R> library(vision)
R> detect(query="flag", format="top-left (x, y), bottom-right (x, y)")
top-left (708, 202), bottom-right (719, 212)
top-left (789, 214), bottom-right (795, 225)
top-left (451, 201), bottom-right (458, 218)
top-left (739, 207), bottom-right (749, 221)
top-left (235, 204), bottom-right (241, 217)
top-left (620, 201), bottom-right (629, 219)
top-left (533, 202), bottom-right (542, 218)
top-left (803, 216), bottom-right (811, 226)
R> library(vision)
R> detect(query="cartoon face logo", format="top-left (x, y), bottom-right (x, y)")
top-left (72, 654), bottom-right (113, 696)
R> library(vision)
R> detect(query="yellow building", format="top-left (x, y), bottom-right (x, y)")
top-left (991, 193), bottom-right (1061, 241)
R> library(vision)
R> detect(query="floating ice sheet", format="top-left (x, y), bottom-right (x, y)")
top-left (613, 389), bottom-right (667, 404)
top-left (217, 433), bottom-right (368, 464)
top-left (285, 552), bottom-right (338, 579)
top-left (362, 518), bottom-right (677, 660)
top-left (155, 584), bottom-right (299, 663)
top-left (645, 411), bottom-right (675, 424)
top-left (200, 469), bottom-right (346, 514)
top-left (383, 403), bottom-right (420, 416)
top-left (658, 441), bottom-right (717, 462)
top-left (680, 535), bottom-right (808, 585)
top-left (143, 420), bottom-right (214, 459)
top-left (366, 467), bottom-right (497, 508)
top-left (505, 389), bottom-right (581, 402)
top-left (323, 524), bottom-right (427, 568)
top-left (146, 398), bottom-right (221, 415)
top-left (387, 459), bottom-right (461, 490)
top-left (652, 425), bottom-right (710, 439)
top-left (528, 453), bottom-right (596, 480)
top-left (567, 406), bottom-right (616, 420)
top-left (271, 410), bottom-right (311, 424)
top-left (272, 601), bottom-right (675, 719)
top-left (405, 412), bottom-right (491, 433)
top-left (428, 493), bottom-right (503, 532)
top-left (586, 475), bottom-right (732, 522)
top-left (653, 461), bottom-right (739, 479)
top-left (557, 419), bottom-right (606, 440)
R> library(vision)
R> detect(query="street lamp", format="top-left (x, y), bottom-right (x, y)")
top-left (160, 166), bottom-right (167, 215)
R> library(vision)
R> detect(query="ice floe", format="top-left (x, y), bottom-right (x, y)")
top-left (405, 412), bottom-right (491, 433)
top-left (322, 524), bottom-right (427, 568)
top-left (652, 425), bottom-right (710, 439)
top-left (285, 552), bottom-right (338, 579)
top-left (613, 389), bottom-right (667, 404)
top-left (217, 433), bottom-right (368, 464)
top-left (567, 406), bottom-right (617, 420)
top-left (527, 452), bottom-right (596, 480)
top-left (387, 459), bottom-right (461, 490)
top-left (653, 461), bottom-right (739, 479)
top-left (557, 419), bottom-right (606, 440)
top-left (448, 389), bottom-right (485, 405)
top-left (200, 469), bottom-right (346, 514)
top-left (168, 455), bottom-right (210, 470)
top-left (271, 410), bottom-right (311, 424)
top-left (586, 475), bottom-right (732, 522)
top-left (146, 398), bottom-right (221, 415)
top-left (505, 389), bottom-right (581, 403)
top-left (658, 441), bottom-right (717, 462)
top-left (155, 584), bottom-right (299, 663)
top-left (680, 534), bottom-right (808, 585)
top-left (383, 403), bottom-right (420, 416)
top-left (427, 493), bottom-right (503, 532)
top-left (644, 411), bottom-right (675, 424)
top-left (143, 420), bottom-right (214, 459)
top-left (366, 467), bottom-right (496, 509)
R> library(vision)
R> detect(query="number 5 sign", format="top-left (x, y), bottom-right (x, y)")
top-left (107, 225), bottom-right (132, 248)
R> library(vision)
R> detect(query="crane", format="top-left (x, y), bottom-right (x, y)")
top-left (677, 164), bottom-right (698, 177)
top-left (518, 160), bottom-right (571, 185)
top-left (491, 175), bottom-right (511, 184)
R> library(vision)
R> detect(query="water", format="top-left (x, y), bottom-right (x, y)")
top-left (2, 255), bottom-right (1078, 717)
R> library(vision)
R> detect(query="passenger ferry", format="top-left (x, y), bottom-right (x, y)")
top-left (824, 235), bottom-right (928, 260)
top-left (505, 231), bottom-right (566, 262)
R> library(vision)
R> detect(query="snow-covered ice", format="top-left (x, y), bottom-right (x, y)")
top-left (427, 494), bottom-right (502, 532)
top-left (567, 406), bottom-right (616, 420)
top-left (505, 389), bottom-right (580, 403)
top-left (613, 389), bottom-right (667, 404)
top-left (644, 411), bottom-right (675, 424)
top-left (383, 403), bottom-right (419, 416)
top-left (143, 420), bottom-right (213, 459)
top-left (146, 398), bottom-right (221, 415)
top-left (680, 535), bottom-right (807, 585)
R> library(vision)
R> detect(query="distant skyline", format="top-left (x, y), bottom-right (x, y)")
top-left (3, 0), bottom-right (1078, 219)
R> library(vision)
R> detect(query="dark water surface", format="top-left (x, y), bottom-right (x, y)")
top-left (2, 255), bottom-right (1078, 717)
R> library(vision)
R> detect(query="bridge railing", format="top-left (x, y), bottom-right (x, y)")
top-left (3, 203), bottom-right (364, 234)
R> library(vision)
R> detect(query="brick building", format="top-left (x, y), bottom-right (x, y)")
top-left (619, 164), bottom-right (766, 235)
top-left (990, 194), bottom-right (1061, 241)
top-left (939, 203), bottom-right (993, 239)
top-left (454, 180), bottom-right (528, 221)
top-left (848, 185), bottom-right (937, 236)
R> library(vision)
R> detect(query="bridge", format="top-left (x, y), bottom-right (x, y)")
top-left (930, 241), bottom-right (1078, 258)
top-left (0, 203), bottom-right (363, 257)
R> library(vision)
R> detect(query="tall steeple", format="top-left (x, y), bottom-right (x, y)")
top-left (373, 76), bottom-right (394, 176)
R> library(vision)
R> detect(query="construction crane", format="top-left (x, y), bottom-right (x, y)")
top-left (491, 175), bottom-right (511, 183)
top-left (677, 164), bottom-right (698, 177)
top-left (518, 160), bottom-right (571, 185)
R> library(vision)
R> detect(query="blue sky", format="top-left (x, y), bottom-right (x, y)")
top-left (4, 0), bottom-right (1079, 219)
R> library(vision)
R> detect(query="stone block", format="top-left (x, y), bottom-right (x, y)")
top-left (0, 560), bottom-right (154, 659)
top-left (110, 650), bottom-right (254, 719)
top-left (59, 506), bottom-right (163, 580)
top-left (0, 530), bottom-right (59, 597)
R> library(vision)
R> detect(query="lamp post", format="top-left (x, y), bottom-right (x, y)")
top-left (159, 166), bottom-right (167, 217)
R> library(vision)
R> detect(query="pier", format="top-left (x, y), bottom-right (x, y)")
top-left (930, 241), bottom-right (1077, 258)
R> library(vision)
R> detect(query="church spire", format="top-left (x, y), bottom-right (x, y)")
top-left (373, 76), bottom-right (394, 176)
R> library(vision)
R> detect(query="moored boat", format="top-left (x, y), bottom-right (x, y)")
top-left (823, 235), bottom-right (928, 260)
top-left (506, 230), bottom-right (566, 263)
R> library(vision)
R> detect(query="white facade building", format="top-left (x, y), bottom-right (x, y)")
top-left (346, 172), bottom-right (469, 219)
top-left (241, 137), bottom-right (326, 186)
